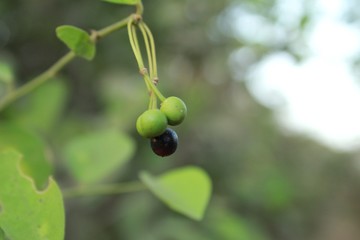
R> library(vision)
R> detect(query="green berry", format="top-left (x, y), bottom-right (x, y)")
top-left (136, 109), bottom-right (167, 138)
top-left (160, 96), bottom-right (187, 126)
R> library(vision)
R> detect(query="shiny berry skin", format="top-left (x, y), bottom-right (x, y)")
top-left (160, 96), bottom-right (187, 126)
top-left (150, 128), bottom-right (178, 157)
top-left (136, 109), bottom-right (167, 138)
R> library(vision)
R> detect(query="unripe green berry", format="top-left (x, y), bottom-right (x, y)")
top-left (136, 109), bottom-right (167, 138)
top-left (160, 96), bottom-right (187, 126)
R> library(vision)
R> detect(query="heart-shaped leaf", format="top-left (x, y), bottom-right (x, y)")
top-left (0, 122), bottom-right (52, 190)
top-left (0, 149), bottom-right (65, 240)
top-left (63, 129), bottom-right (135, 184)
top-left (8, 79), bottom-right (68, 133)
top-left (0, 61), bottom-right (14, 84)
top-left (139, 166), bottom-right (212, 220)
top-left (102, 0), bottom-right (140, 5)
top-left (56, 25), bottom-right (96, 60)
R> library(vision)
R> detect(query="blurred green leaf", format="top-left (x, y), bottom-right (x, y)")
top-left (56, 25), bottom-right (95, 60)
top-left (147, 217), bottom-right (210, 240)
top-left (300, 15), bottom-right (310, 30)
top-left (102, 0), bottom-right (140, 5)
top-left (0, 122), bottom-right (52, 190)
top-left (139, 166), bottom-right (212, 221)
top-left (207, 204), bottom-right (267, 240)
top-left (0, 149), bottom-right (64, 240)
top-left (0, 61), bottom-right (14, 84)
top-left (9, 79), bottom-right (67, 133)
top-left (99, 71), bottom-right (148, 130)
top-left (63, 129), bottom-right (135, 184)
top-left (0, 228), bottom-right (5, 240)
top-left (236, 166), bottom-right (294, 211)
top-left (263, 172), bottom-right (293, 210)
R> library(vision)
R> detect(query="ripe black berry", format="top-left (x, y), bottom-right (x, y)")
top-left (150, 128), bottom-right (178, 157)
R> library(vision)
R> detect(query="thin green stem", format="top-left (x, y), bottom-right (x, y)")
top-left (143, 23), bottom-right (158, 78)
top-left (96, 15), bottom-right (133, 39)
top-left (136, 2), bottom-right (144, 15)
top-left (126, 18), bottom-right (166, 102)
top-left (139, 22), bottom-right (165, 102)
top-left (128, 20), bottom-right (145, 70)
top-left (0, 52), bottom-right (76, 110)
top-left (128, 21), bottom-right (152, 93)
top-left (144, 72), bottom-right (166, 101)
top-left (148, 90), bottom-right (158, 109)
top-left (0, 11), bottom-right (138, 111)
top-left (138, 23), bottom-right (154, 79)
top-left (62, 181), bottom-right (147, 198)
top-left (148, 91), bottom-right (154, 109)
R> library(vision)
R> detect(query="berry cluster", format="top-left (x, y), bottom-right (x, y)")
top-left (136, 97), bottom-right (187, 156)
top-left (127, 17), bottom-right (187, 157)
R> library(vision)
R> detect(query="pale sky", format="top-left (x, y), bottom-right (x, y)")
top-left (239, 0), bottom-right (360, 151)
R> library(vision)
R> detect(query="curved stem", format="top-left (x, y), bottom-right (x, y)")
top-left (96, 15), bottom-right (133, 39)
top-left (136, 2), bottom-right (144, 15)
top-left (0, 52), bottom-right (76, 110)
top-left (62, 181), bottom-right (147, 198)
top-left (126, 17), bottom-right (165, 103)
top-left (128, 20), bottom-right (145, 70)
top-left (142, 23), bottom-right (158, 78)
top-left (128, 21), bottom-right (152, 93)
top-left (144, 73), bottom-right (166, 101)
top-left (138, 22), bottom-right (153, 79)
top-left (0, 11), bottom-right (136, 111)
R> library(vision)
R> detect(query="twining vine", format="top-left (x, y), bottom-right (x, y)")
top-left (0, 4), bottom-right (212, 235)
top-left (0, 2), bottom-right (187, 157)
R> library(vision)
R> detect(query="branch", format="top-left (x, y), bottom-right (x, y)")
top-left (62, 181), bottom-right (146, 198)
top-left (0, 13), bottom-right (137, 111)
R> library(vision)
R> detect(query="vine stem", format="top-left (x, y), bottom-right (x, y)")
top-left (0, 52), bottom-right (76, 110)
top-left (139, 23), bottom-right (154, 79)
top-left (62, 181), bottom-right (147, 198)
top-left (141, 22), bottom-right (158, 78)
top-left (0, 13), bottom-right (135, 111)
top-left (127, 19), bottom-right (166, 104)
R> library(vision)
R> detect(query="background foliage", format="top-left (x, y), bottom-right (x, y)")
top-left (1, 0), bottom-right (360, 239)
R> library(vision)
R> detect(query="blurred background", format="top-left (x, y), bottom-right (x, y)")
top-left (1, 0), bottom-right (360, 239)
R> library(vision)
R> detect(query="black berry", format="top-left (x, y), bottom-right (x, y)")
top-left (150, 128), bottom-right (178, 157)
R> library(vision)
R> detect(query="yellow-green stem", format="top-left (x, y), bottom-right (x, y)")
top-left (0, 52), bottom-right (76, 110)
top-left (142, 23), bottom-right (158, 78)
top-left (143, 72), bottom-right (166, 102)
top-left (0, 12), bottom-right (135, 111)
top-left (128, 20), bottom-right (145, 70)
top-left (96, 15), bottom-right (133, 39)
top-left (62, 181), bottom-right (146, 198)
top-left (138, 22), bottom-right (154, 79)
top-left (136, 2), bottom-right (144, 15)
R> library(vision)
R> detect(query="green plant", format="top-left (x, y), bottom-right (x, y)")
top-left (136, 109), bottom-right (167, 138)
top-left (0, 1), bottom-right (211, 239)
top-left (161, 97), bottom-right (187, 126)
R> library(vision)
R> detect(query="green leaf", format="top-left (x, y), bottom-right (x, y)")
top-left (0, 61), bottom-right (14, 84)
top-left (207, 205), bottom-right (267, 240)
top-left (139, 166), bottom-right (212, 220)
top-left (102, 0), bottom-right (140, 5)
top-left (0, 227), bottom-right (5, 240)
top-left (56, 25), bottom-right (96, 60)
top-left (8, 79), bottom-right (68, 133)
top-left (0, 122), bottom-right (52, 190)
top-left (63, 129), bottom-right (135, 184)
top-left (0, 149), bottom-right (65, 240)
